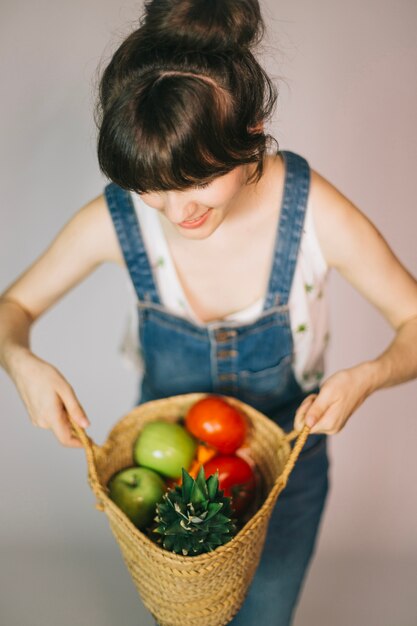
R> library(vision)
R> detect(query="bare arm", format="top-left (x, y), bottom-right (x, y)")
top-left (0, 193), bottom-right (124, 446)
top-left (295, 169), bottom-right (417, 434)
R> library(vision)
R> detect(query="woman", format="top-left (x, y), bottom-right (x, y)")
top-left (1, 1), bottom-right (416, 624)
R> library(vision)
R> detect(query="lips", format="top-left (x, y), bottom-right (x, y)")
top-left (178, 208), bottom-right (211, 228)
top-left (182, 210), bottom-right (209, 223)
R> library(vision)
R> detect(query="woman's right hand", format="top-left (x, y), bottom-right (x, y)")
top-left (13, 350), bottom-right (90, 448)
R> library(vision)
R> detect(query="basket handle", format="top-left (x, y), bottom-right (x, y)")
top-left (280, 425), bottom-right (311, 487)
top-left (67, 417), bottom-right (310, 509)
top-left (68, 417), bottom-right (107, 512)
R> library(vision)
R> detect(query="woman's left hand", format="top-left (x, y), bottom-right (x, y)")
top-left (293, 365), bottom-right (374, 435)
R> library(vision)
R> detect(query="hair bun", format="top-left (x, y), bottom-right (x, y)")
top-left (142, 0), bottom-right (264, 53)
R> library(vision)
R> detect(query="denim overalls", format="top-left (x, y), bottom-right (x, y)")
top-left (105, 150), bottom-right (330, 626)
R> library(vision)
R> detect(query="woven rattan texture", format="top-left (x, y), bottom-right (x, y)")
top-left (70, 393), bottom-right (309, 626)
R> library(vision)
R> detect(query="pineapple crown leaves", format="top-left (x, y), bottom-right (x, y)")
top-left (151, 465), bottom-right (238, 556)
top-left (182, 465), bottom-right (219, 503)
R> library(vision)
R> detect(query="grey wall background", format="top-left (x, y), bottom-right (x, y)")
top-left (1, 1), bottom-right (416, 625)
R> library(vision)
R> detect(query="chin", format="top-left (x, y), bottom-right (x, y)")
top-left (179, 227), bottom-right (214, 240)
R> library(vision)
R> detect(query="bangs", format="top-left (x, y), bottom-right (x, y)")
top-left (98, 71), bottom-right (266, 193)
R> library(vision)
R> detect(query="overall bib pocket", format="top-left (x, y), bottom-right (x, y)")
top-left (238, 353), bottom-right (294, 404)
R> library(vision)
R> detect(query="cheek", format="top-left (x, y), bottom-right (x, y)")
top-left (138, 193), bottom-right (163, 210)
top-left (211, 179), bottom-right (243, 206)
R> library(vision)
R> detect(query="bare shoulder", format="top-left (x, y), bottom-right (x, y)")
top-left (308, 167), bottom-right (378, 270)
top-left (308, 166), bottom-right (417, 329)
top-left (75, 193), bottom-right (124, 267)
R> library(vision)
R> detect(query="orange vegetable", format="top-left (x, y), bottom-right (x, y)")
top-left (187, 459), bottom-right (201, 480)
top-left (196, 442), bottom-right (218, 464)
top-left (174, 443), bottom-right (218, 486)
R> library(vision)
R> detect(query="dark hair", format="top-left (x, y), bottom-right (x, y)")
top-left (95, 0), bottom-right (279, 193)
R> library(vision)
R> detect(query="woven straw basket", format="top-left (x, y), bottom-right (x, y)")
top-left (69, 392), bottom-right (310, 626)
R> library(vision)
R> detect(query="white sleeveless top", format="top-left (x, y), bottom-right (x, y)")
top-left (119, 191), bottom-right (331, 392)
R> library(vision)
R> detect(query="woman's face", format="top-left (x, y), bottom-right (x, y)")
top-left (138, 163), bottom-right (254, 239)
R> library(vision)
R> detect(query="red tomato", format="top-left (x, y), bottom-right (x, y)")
top-left (203, 454), bottom-right (257, 517)
top-left (185, 396), bottom-right (248, 453)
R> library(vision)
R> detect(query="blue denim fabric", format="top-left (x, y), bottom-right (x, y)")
top-left (228, 410), bottom-right (329, 626)
top-left (104, 150), bottom-right (330, 626)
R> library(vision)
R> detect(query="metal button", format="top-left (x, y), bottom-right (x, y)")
top-left (218, 349), bottom-right (238, 359)
top-left (218, 373), bottom-right (237, 381)
top-left (215, 329), bottom-right (237, 342)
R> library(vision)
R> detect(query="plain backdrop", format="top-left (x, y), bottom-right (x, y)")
top-left (1, 1), bottom-right (416, 625)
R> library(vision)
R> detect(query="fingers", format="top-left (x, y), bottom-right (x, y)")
top-left (307, 403), bottom-right (340, 435)
top-left (32, 393), bottom-right (88, 448)
top-left (59, 383), bottom-right (90, 429)
top-left (55, 382), bottom-right (90, 447)
top-left (52, 405), bottom-right (85, 448)
top-left (293, 394), bottom-right (317, 431)
top-left (294, 392), bottom-right (338, 434)
top-left (18, 357), bottom-right (90, 448)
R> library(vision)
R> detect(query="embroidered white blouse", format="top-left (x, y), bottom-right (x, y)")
top-left (119, 191), bottom-right (331, 392)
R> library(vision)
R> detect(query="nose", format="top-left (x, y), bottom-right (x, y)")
top-left (164, 191), bottom-right (200, 224)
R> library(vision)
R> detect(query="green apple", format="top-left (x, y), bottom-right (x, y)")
top-left (133, 420), bottom-right (197, 479)
top-left (107, 466), bottom-right (166, 530)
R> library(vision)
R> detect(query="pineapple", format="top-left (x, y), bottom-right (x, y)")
top-left (150, 465), bottom-right (238, 556)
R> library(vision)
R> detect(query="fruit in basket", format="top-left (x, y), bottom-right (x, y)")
top-left (151, 465), bottom-right (237, 556)
top-left (185, 395), bottom-right (248, 453)
top-left (107, 467), bottom-right (166, 530)
top-left (133, 420), bottom-right (197, 479)
top-left (203, 454), bottom-right (257, 517)
top-left (176, 442), bottom-right (218, 485)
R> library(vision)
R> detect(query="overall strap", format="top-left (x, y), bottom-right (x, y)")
top-left (104, 183), bottom-right (161, 304)
top-left (263, 150), bottom-right (311, 309)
